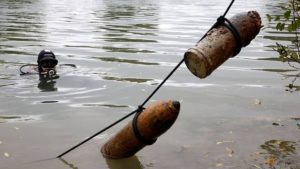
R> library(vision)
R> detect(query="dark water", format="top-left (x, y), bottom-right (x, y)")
top-left (0, 0), bottom-right (299, 169)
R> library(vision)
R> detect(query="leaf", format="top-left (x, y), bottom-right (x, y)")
top-left (295, 18), bottom-right (300, 28)
top-left (275, 15), bottom-right (281, 21)
top-left (276, 22), bottom-right (285, 31)
top-left (288, 22), bottom-right (297, 32)
top-left (266, 14), bottom-right (273, 22)
top-left (288, 19), bottom-right (300, 32)
top-left (284, 10), bottom-right (291, 20)
top-left (290, 52), bottom-right (299, 60)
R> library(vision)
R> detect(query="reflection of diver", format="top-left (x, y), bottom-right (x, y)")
top-left (20, 49), bottom-right (76, 91)
top-left (38, 78), bottom-right (57, 92)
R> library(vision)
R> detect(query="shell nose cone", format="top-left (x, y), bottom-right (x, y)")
top-left (172, 101), bottom-right (180, 110)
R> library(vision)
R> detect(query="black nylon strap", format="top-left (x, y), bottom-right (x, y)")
top-left (215, 16), bottom-right (242, 57)
top-left (223, 17), bottom-right (242, 56)
top-left (131, 106), bottom-right (157, 145)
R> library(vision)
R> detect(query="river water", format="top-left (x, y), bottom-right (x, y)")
top-left (0, 0), bottom-right (299, 169)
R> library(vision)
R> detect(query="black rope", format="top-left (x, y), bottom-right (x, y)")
top-left (196, 5), bottom-right (241, 57)
top-left (222, 0), bottom-right (235, 16)
top-left (141, 58), bottom-right (185, 107)
top-left (57, 108), bottom-right (140, 158)
top-left (57, 59), bottom-right (185, 158)
top-left (57, 0), bottom-right (236, 158)
top-left (197, 0), bottom-right (235, 43)
top-left (20, 63), bottom-right (76, 76)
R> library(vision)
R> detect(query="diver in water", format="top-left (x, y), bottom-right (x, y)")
top-left (20, 49), bottom-right (59, 79)
top-left (37, 49), bottom-right (58, 79)
top-left (20, 49), bottom-right (76, 80)
top-left (19, 49), bottom-right (76, 91)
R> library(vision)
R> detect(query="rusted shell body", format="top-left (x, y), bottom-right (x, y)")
top-left (184, 11), bottom-right (262, 79)
top-left (101, 100), bottom-right (180, 159)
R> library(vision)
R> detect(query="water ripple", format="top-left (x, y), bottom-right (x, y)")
top-left (0, 115), bottom-right (41, 123)
top-left (69, 102), bottom-right (130, 108)
top-left (93, 56), bottom-right (159, 65)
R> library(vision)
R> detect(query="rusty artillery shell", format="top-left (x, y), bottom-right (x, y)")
top-left (101, 100), bottom-right (180, 159)
top-left (184, 11), bottom-right (262, 79)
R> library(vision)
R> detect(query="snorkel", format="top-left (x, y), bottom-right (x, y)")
top-left (37, 49), bottom-right (58, 79)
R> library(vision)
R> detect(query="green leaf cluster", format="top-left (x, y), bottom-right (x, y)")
top-left (266, 0), bottom-right (300, 32)
top-left (266, 0), bottom-right (300, 66)
top-left (274, 43), bottom-right (300, 63)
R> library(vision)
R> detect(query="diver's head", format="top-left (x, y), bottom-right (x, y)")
top-left (37, 49), bottom-right (58, 78)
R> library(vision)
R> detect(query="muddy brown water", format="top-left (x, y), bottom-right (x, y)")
top-left (0, 0), bottom-right (299, 168)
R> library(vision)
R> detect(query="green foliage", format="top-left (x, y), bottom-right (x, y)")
top-left (267, 0), bottom-right (300, 92)
top-left (274, 43), bottom-right (300, 63)
top-left (267, 1), bottom-right (300, 32)
top-left (266, 0), bottom-right (300, 66)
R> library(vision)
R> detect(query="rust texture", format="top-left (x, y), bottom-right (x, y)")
top-left (101, 100), bottom-right (180, 159)
top-left (184, 11), bottom-right (261, 79)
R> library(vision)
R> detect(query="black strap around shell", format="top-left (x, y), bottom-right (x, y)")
top-left (215, 16), bottom-right (242, 57)
top-left (131, 106), bottom-right (157, 145)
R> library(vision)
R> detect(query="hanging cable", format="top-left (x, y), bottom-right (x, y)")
top-left (19, 64), bottom-right (39, 75)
